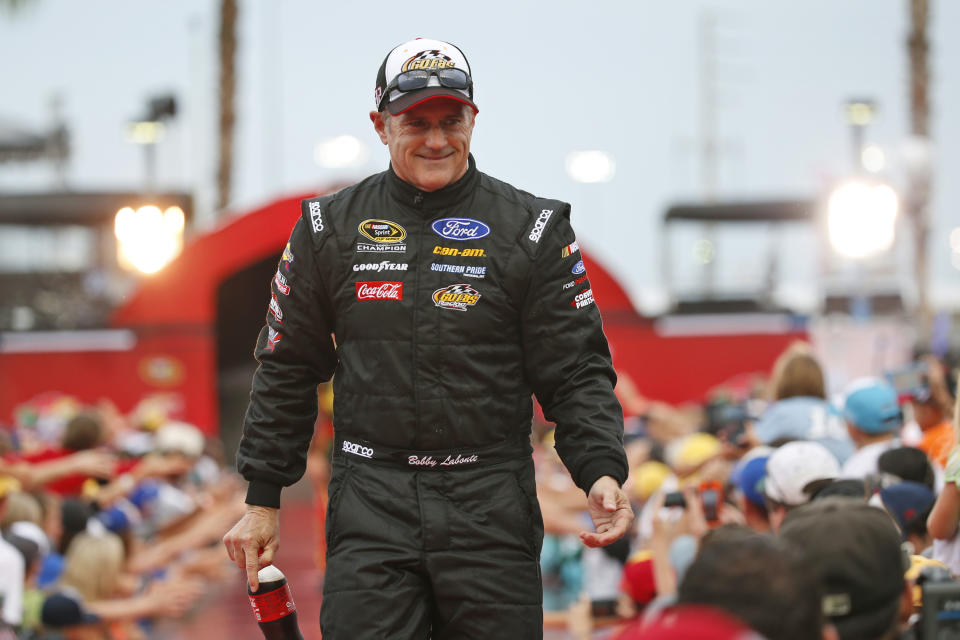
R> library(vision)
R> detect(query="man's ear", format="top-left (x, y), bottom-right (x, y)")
top-left (370, 111), bottom-right (389, 145)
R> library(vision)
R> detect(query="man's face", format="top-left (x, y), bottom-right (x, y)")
top-left (370, 99), bottom-right (475, 192)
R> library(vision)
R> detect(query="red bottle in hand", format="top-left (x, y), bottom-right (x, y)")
top-left (248, 566), bottom-right (305, 640)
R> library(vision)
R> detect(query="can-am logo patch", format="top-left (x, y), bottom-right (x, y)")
top-left (358, 219), bottom-right (406, 243)
top-left (431, 218), bottom-right (490, 242)
top-left (432, 284), bottom-right (481, 311)
top-left (356, 281), bottom-right (403, 301)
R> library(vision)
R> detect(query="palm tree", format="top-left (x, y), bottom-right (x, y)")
top-left (0, 0), bottom-right (34, 13)
top-left (216, 0), bottom-right (238, 214)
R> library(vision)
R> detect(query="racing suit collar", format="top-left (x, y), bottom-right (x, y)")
top-left (387, 154), bottom-right (479, 211)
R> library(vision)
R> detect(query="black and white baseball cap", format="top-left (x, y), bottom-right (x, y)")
top-left (375, 38), bottom-right (477, 115)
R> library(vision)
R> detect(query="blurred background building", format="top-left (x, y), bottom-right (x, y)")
top-left (1, 0), bottom-right (958, 452)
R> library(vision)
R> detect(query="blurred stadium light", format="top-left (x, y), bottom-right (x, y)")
top-left (861, 144), bottom-right (886, 173)
top-left (565, 150), bottom-right (616, 183)
top-left (314, 135), bottom-right (368, 169)
top-left (115, 205), bottom-right (185, 274)
top-left (827, 181), bottom-right (898, 259)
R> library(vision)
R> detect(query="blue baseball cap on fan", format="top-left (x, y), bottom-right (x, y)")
top-left (843, 379), bottom-right (902, 434)
top-left (880, 482), bottom-right (935, 539)
top-left (731, 455), bottom-right (770, 509)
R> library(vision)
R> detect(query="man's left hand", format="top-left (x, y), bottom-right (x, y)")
top-left (579, 475), bottom-right (634, 548)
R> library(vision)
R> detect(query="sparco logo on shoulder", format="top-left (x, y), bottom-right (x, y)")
top-left (308, 201), bottom-right (324, 233)
top-left (356, 281), bottom-right (403, 301)
top-left (528, 209), bottom-right (553, 243)
top-left (431, 218), bottom-right (491, 242)
top-left (342, 441), bottom-right (373, 458)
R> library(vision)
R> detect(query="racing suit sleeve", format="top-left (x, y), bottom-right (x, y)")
top-left (520, 210), bottom-right (628, 494)
top-left (237, 217), bottom-right (338, 508)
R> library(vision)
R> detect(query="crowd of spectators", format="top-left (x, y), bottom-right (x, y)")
top-left (0, 394), bottom-right (244, 639)
top-left (537, 343), bottom-right (960, 639)
top-left (1, 342), bottom-right (959, 640)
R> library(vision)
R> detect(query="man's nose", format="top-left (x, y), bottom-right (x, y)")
top-left (424, 125), bottom-right (446, 148)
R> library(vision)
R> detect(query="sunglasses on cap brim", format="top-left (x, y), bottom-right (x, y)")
top-left (379, 68), bottom-right (472, 112)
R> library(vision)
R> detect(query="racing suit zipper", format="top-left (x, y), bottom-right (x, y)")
top-left (411, 191), bottom-right (425, 446)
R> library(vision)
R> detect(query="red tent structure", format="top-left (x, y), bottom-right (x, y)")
top-left (1, 193), bottom-right (805, 440)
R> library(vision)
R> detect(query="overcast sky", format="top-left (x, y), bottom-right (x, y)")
top-left (1, 0), bottom-right (957, 312)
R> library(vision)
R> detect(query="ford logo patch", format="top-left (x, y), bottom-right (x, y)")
top-left (431, 218), bottom-right (491, 242)
top-left (572, 260), bottom-right (586, 275)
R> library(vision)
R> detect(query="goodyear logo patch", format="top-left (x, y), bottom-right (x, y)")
top-left (402, 50), bottom-right (455, 73)
top-left (432, 284), bottom-right (481, 312)
top-left (359, 219), bottom-right (406, 244)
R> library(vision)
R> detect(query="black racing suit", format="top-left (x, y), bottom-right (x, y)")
top-left (237, 155), bottom-right (628, 639)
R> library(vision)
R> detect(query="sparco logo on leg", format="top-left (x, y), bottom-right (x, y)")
top-left (342, 441), bottom-right (373, 458)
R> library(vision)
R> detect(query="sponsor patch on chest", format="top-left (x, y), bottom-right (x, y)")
top-left (430, 263), bottom-right (486, 279)
top-left (432, 284), bottom-right (481, 311)
top-left (431, 218), bottom-right (491, 241)
top-left (356, 281), bottom-right (403, 301)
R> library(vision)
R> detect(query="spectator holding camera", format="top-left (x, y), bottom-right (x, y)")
top-left (905, 358), bottom-right (956, 468)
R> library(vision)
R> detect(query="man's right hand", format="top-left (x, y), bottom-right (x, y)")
top-left (222, 505), bottom-right (280, 591)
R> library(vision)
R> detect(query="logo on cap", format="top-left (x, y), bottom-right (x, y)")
top-left (402, 50), bottom-right (455, 72)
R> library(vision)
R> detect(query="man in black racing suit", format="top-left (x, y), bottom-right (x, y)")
top-left (223, 37), bottom-right (633, 639)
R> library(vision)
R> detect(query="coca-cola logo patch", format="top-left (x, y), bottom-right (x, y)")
top-left (356, 281), bottom-right (404, 301)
